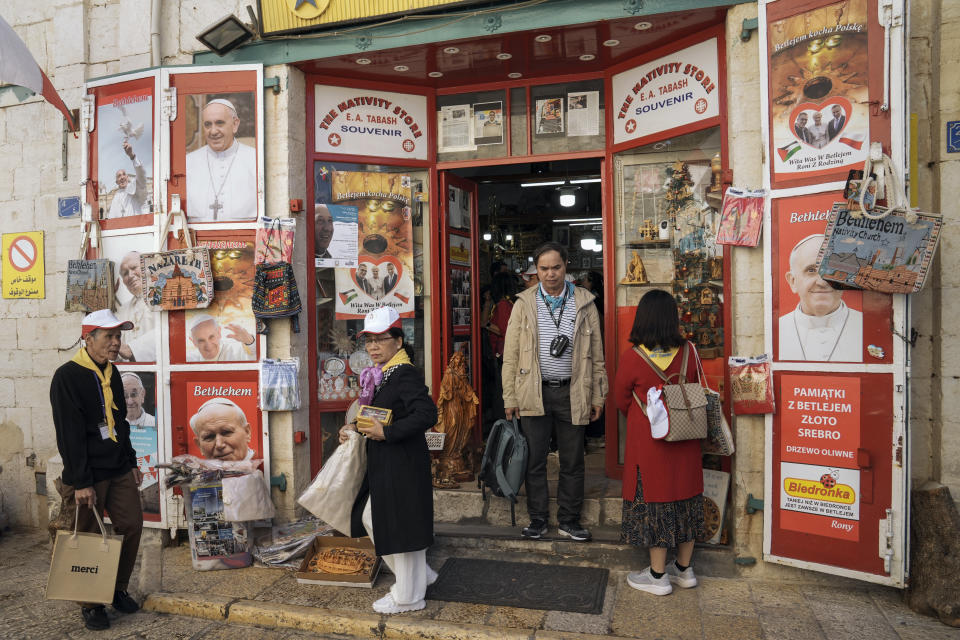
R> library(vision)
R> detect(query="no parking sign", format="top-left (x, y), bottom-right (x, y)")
top-left (2, 231), bottom-right (45, 299)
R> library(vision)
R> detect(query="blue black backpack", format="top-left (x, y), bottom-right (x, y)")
top-left (477, 417), bottom-right (528, 526)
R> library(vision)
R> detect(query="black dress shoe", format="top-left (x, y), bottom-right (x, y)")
top-left (82, 605), bottom-right (110, 630)
top-left (112, 590), bottom-right (140, 614)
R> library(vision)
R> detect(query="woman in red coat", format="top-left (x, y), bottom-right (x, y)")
top-left (614, 289), bottom-right (704, 596)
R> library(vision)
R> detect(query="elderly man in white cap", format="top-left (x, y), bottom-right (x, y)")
top-left (187, 313), bottom-right (256, 362)
top-left (49, 310), bottom-right (143, 630)
top-left (185, 98), bottom-right (257, 221)
top-left (189, 398), bottom-right (255, 461)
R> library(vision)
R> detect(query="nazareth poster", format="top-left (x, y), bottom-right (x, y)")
top-left (767, 0), bottom-right (870, 184)
top-left (140, 249), bottom-right (213, 310)
top-left (330, 170), bottom-right (415, 319)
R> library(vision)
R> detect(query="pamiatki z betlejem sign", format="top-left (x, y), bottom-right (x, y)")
top-left (611, 37), bottom-right (720, 146)
top-left (315, 86), bottom-right (428, 160)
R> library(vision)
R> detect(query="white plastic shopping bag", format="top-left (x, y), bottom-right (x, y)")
top-left (222, 470), bottom-right (276, 521)
top-left (646, 386), bottom-right (670, 440)
top-left (297, 430), bottom-right (366, 535)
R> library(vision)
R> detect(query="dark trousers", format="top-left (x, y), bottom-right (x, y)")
top-left (520, 384), bottom-right (585, 523)
top-left (59, 470), bottom-right (143, 606)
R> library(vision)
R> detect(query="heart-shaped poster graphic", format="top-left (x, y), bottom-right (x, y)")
top-left (788, 96), bottom-right (852, 148)
top-left (352, 254), bottom-right (404, 301)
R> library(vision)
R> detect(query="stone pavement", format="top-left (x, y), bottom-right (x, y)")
top-left (3, 527), bottom-right (957, 640)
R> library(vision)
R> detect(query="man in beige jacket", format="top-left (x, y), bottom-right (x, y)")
top-left (502, 242), bottom-right (607, 542)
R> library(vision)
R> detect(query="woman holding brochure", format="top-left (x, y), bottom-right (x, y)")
top-left (339, 306), bottom-right (438, 614)
top-left (613, 289), bottom-right (704, 596)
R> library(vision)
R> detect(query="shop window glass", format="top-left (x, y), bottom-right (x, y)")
top-left (509, 87), bottom-right (527, 156)
top-left (313, 162), bottom-right (434, 415)
top-left (437, 90), bottom-right (507, 162)
top-left (612, 127), bottom-right (723, 463)
top-left (530, 79), bottom-right (604, 155)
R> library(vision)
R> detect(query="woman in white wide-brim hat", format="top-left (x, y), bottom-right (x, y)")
top-left (339, 306), bottom-right (439, 614)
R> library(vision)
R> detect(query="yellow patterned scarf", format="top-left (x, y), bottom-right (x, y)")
top-left (639, 345), bottom-right (679, 371)
top-left (71, 347), bottom-right (118, 442)
top-left (381, 347), bottom-right (412, 373)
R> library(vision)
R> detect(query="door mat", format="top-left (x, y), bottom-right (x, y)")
top-left (426, 558), bottom-right (608, 614)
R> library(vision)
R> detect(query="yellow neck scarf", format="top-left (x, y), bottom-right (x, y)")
top-left (71, 347), bottom-right (118, 442)
top-left (381, 347), bottom-right (412, 374)
top-left (640, 345), bottom-right (680, 371)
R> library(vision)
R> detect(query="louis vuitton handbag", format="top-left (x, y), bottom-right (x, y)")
top-left (632, 343), bottom-right (708, 442)
top-left (46, 505), bottom-right (122, 604)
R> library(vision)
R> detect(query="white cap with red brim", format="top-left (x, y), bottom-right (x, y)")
top-left (81, 309), bottom-right (134, 337)
top-left (521, 264), bottom-right (538, 281)
top-left (358, 306), bottom-right (401, 335)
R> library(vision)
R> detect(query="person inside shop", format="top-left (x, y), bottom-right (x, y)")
top-left (185, 98), bottom-right (257, 221)
top-left (108, 140), bottom-right (147, 218)
top-left (579, 270), bottom-right (605, 450)
top-left (778, 234), bottom-right (862, 361)
top-left (520, 262), bottom-right (539, 290)
top-left (339, 306), bottom-right (439, 614)
top-left (484, 271), bottom-right (517, 359)
top-left (613, 289), bottom-right (704, 596)
top-left (115, 251), bottom-right (156, 362)
top-left (49, 309), bottom-right (143, 630)
top-left (121, 372), bottom-right (160, 514)
top-left (501, 242), bottom-right (607, 542)
top-left (190, 397), bottom-right (256, 462)
top-left (187, 313), bottom-right (256, 362)
top-left (315, 204), bottom-right (334, 260)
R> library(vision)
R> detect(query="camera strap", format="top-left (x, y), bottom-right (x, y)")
top-left (540, 286), bottom-right (568, 333)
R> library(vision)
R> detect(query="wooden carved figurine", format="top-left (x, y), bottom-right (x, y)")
top-left (620, 250), bottom-right (649, 284)
top-left (433, 350), bottom-right (479, 488)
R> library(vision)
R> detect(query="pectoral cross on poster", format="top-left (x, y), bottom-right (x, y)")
top-left (209, 198), bottom-right (223, 219)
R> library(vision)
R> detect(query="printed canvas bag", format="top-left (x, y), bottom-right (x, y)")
top-left (252, 262), bottom-right (302, 334)
top-left (139, 206), bottom-right (213, 310)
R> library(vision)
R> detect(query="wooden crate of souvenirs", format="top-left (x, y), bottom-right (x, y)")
top-left (296, 536), bottom-right (381, 588)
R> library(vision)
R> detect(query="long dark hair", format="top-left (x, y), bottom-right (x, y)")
top-left (628, 289), bottom-right (685, 350)
top-left (490, 271), bottom-right (517, 303)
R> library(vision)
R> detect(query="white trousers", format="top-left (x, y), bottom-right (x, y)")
top-left (362, 498), bottom-right (436, 605)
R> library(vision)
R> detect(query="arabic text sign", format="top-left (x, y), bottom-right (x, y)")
top-left (2, 232), bottom-right (45, 299)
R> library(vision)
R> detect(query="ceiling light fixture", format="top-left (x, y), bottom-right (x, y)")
top-left (552, 217), bottom-right (602, 223)
top-left (428, 71), bottom-right (443, 78)
top-left (569, 178), bottom-right (601, 184)
top-left (505, 233), bottom-right (514, 241)
top-left (559, 186), bottom-right (579, 208)
top-left (443, 46), bottom-right (460, 54)
top-left (580, 237), bottom-right (597, 250)
top-left (602, 39), bottom-right (621, 47)
top-left (496, 52), bottom-right (512, 60)
top-left (579, 54), bottom-right (596, 61)
top-left (508, 72), bottom-right (523, 78)
top-left (520, 180), bottom-right (565, 187)
top-left (356, 58), bottom-right (372, 65)
top-left (535, 34), bottom-right (552, 43)
top-left (592, 242), bottom-right (603, 252)
top-left (482, 231), bottom-right (492, 241)
top-left (393, 65), bottom-right (409, 72)
top-left (634, 21), bottom-right (653, 30)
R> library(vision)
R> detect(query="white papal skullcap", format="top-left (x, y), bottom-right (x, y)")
top-left (189, 313), bottom-right (218, 333)
top-left (203, 98), bottom-right (238, 117)
top-left (189, 397), bottom-right (248, 433)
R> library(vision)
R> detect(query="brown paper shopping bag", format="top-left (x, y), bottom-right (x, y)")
top-left (46, 505), bottom-right (122, 604)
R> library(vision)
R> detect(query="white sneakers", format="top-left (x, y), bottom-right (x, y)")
top-left (627, 568), bottom-right (673, 595)
top-left (372, 593), bottom-right (426, 614)
top-left (627, 564), bottom-right (698, 596)
top-left (665, 562), bottom-right (698, 588)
